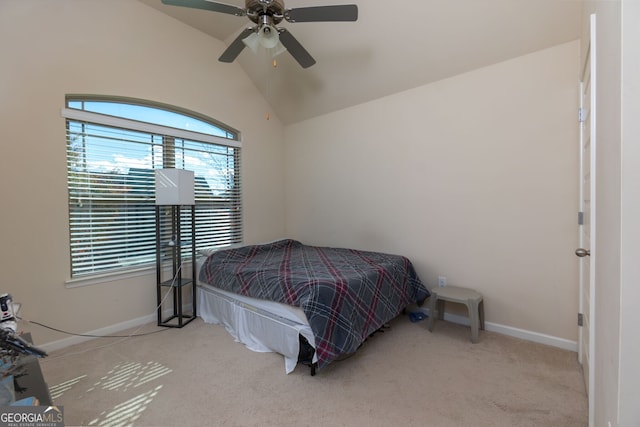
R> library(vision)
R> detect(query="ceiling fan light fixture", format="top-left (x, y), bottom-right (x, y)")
top-left (271, 39), bottom-right (287, 57)
top-left (259, 25), bottom-right (279, 49)
top-left (242, 32), bottom-right (261, 53)
top-left (242, 26), bottom-right (287, 57)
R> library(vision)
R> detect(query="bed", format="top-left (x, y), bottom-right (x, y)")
top-left (196, 239), bottom-right (429, 374)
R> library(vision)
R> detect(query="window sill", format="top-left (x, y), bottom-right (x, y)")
top-left (65, 266), bottom-right (154, 288)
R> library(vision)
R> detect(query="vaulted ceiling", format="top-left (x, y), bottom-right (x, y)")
top-left (138, 0), bottom-right (583, 125)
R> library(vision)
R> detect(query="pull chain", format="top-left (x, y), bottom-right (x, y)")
top-left (266, 58), bottom-right (278, 120)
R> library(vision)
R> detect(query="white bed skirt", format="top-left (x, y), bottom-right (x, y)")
top-left (197, 283), bottom-right (317, 374)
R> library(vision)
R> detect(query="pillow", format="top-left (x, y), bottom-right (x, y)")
top-left (197, 238), bottom-right (289, 257)
top-left (197, 243), bottom-right (245, 257)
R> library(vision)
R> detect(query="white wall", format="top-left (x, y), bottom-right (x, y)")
top-left (0, 0), bottom-right (286, 346)
top-left (285, 41), bottom-right (581, 342)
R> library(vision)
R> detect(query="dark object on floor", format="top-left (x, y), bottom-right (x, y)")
top-left (298, 323), bottom-right (392, 376)
top-left (409, 311), bottom-right (427, 323)
top-left (298, 335), bottom-right (317, 376)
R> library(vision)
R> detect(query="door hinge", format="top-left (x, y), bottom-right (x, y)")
top-left (578, 211), bottom-right (584, 225)
top-left (578, 108), bottom-right (586, 123)
top-left (578, 313), bottom-right (584, 327)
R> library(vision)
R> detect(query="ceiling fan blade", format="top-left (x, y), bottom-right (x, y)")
top-left (278, 29), bottom-right (316, 69)
top-left (284, 5), bottom-right (358, 23)
top-left (219, 28), bottom-right (255, 63)
top-left (161, 0), bottom-right (246, 16)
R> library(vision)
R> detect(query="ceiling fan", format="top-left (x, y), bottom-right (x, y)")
top-left (161, 0), bottom-right (358, 68)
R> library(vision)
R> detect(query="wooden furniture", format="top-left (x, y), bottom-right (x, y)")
top-left (427, 285), bottom-right (484, 343)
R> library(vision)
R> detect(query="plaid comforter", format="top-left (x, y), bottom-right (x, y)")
top-left (199, 239), bottom-right (429, 370)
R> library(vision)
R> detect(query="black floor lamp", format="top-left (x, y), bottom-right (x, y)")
top-left (154, 169), bottom-right (197, 328)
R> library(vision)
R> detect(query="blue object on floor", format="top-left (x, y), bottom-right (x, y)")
top-left (409, 311), bottom-right (427, 323)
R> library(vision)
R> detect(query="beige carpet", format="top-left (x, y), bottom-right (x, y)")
top-left (37, 315), bottom-right (587, 427)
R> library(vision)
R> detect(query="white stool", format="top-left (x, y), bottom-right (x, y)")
top-left (427, 285), bottom-right (484, 343)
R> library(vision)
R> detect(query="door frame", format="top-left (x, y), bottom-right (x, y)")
top-left (578, 12), bottom-right (596, 426)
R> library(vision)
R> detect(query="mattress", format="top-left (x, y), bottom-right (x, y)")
top-left (196, 258), bottom-right (317, 374)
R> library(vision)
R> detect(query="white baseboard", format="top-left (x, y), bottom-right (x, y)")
top-left (414, 307), bottom-right (578, 352)
top-left (36, 313), bottom-right (156, 353)
top-left (37, 305), bottom-right (193, 353)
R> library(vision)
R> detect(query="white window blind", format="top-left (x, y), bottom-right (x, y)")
top-left (63, 102), bottom-right (242, 278)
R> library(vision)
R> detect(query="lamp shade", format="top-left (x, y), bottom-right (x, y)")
top-left (242, 32), bottom-right (261, 53)
top-left (259, 25), bottom-right (279, 49)
top-left (155, 169), bottom-right (195, 205)
top-left (243, 26), bottom-right (287, 56)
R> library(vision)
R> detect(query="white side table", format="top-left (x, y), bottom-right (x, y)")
top-left (427, 285), bottom-right (485, 343)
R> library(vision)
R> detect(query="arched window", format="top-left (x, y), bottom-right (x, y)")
top-left (63, 96), bottom-right (242, 279)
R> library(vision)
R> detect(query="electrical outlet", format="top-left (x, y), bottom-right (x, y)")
top-left (438, 276), bottom-right (447, 287)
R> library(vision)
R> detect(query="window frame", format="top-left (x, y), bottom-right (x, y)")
top-left (62, 97), bottom-right (243, 285)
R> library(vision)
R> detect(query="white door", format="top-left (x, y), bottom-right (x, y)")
top-left (577, 13), bottom-right (596, 426)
